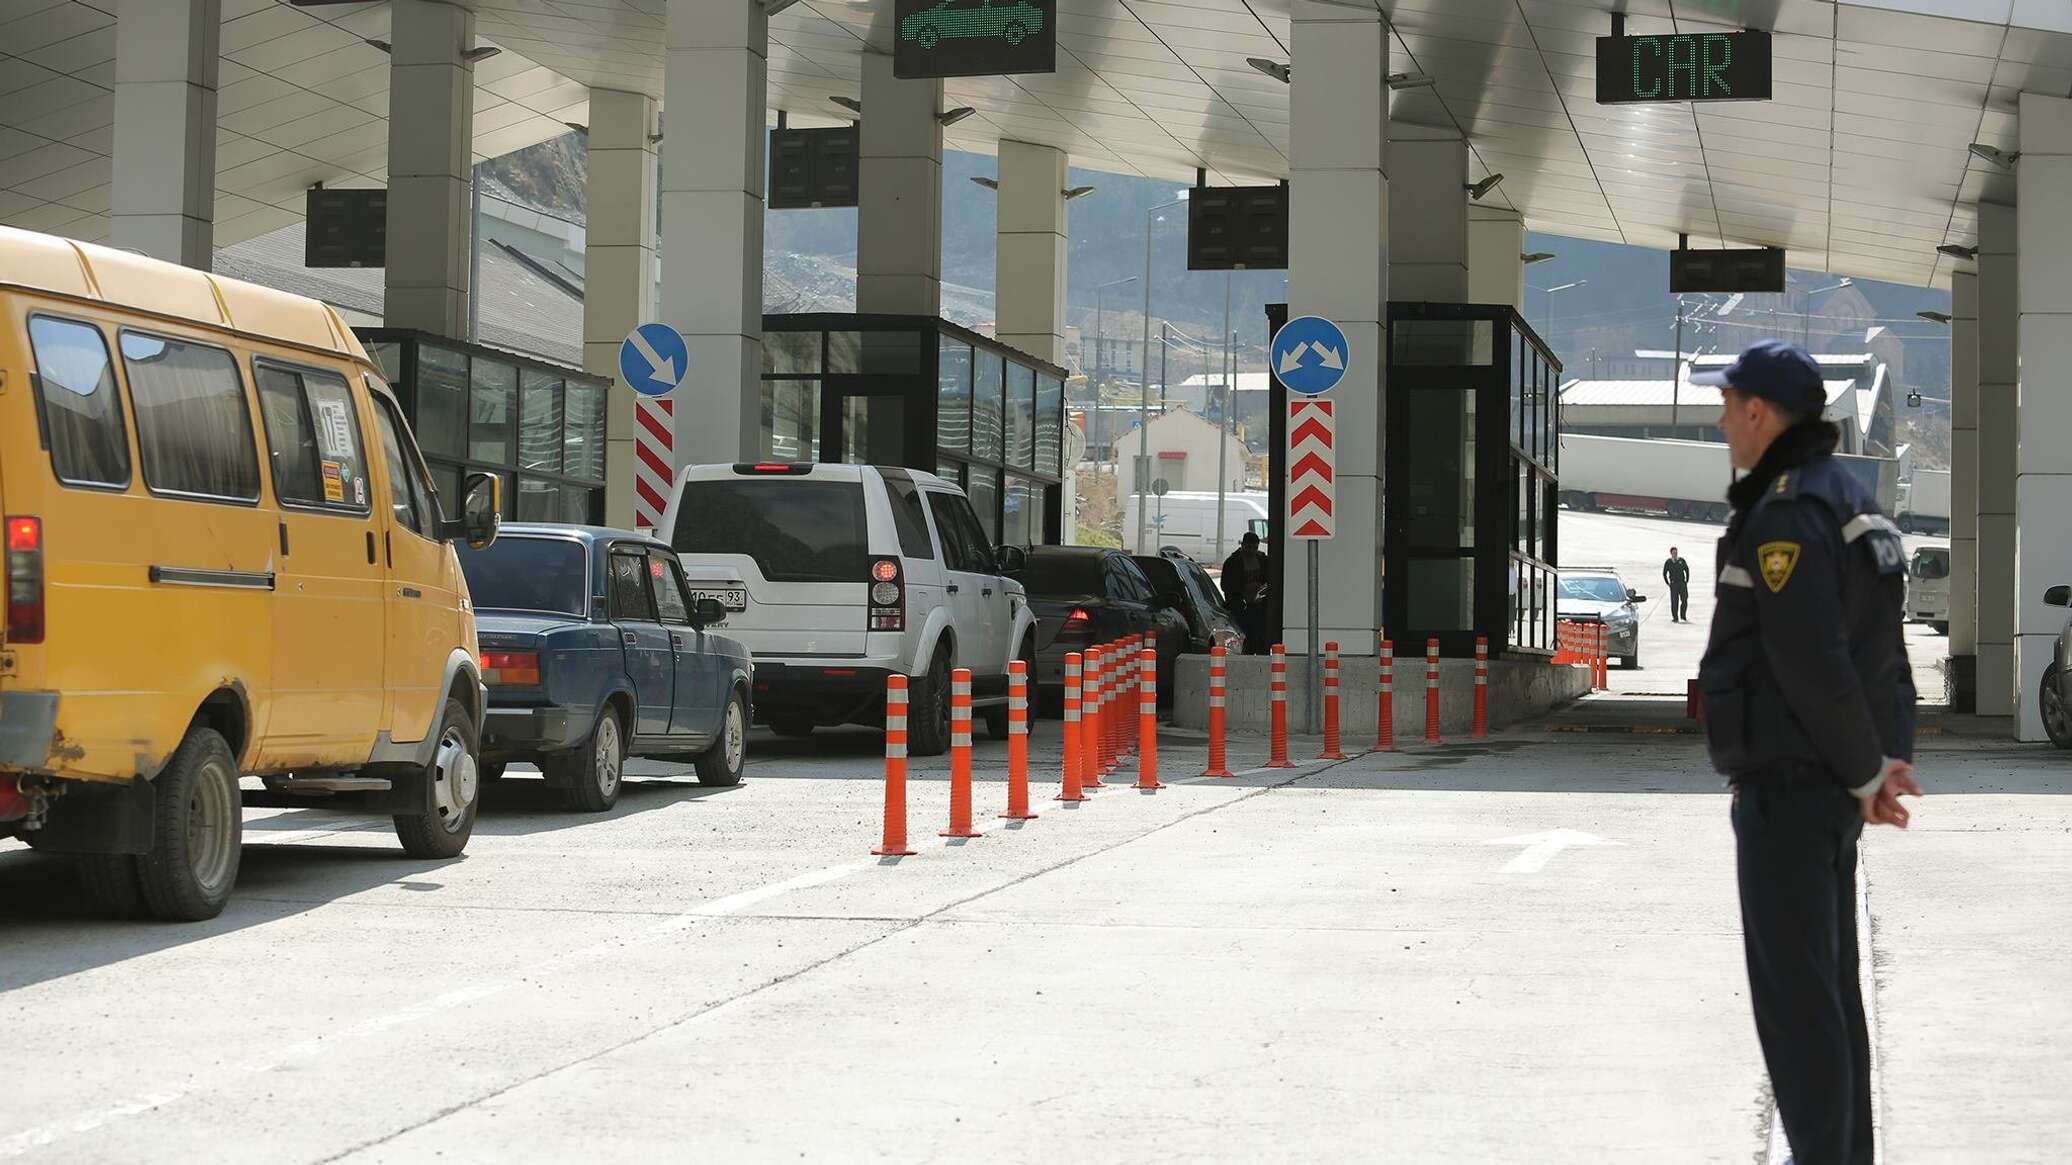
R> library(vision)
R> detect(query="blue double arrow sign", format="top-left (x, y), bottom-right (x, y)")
top-left (1271, 316), bottom-right (1351, 396)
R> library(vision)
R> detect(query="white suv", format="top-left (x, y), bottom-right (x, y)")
top-left (662, 463), bottom-right (1038, 756)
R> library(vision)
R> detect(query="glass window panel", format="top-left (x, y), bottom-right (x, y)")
top-left (966, 465), bottom-right (1000, 545)
top-left (1402, 388), bottom-right (1476, 550)
top-left (469, 357), bottom-right (515, 464)
top-left (121, 332), bottom-right (260, 501)
top-left (28, 316), bottom-right (129, 487)
top-left (971, 352), bottom-right (1004, 462)
top-left (1513, 340), bottom-right (1527, 451)
top-left (1003, 476), bottom-right (1044, 547)
top-left (842, 394), bottom-right (904, 464)
top-left (1405, 556), bottom-right (1475, 630)
top-left (563, 382), bottom-right (606, 481)
top-left (936, 458), bottom-right (965, 489)
top-left (937, 342), bottom-right (971, 454)
top-left (1035, 375), bottom-right (1063, 478)
top-left (415, 344), bottom-right (468, 458)
top-left (763, 330), bottom-right (820, 375)
top-left (761, 380), bottom-right (820, 461)
top-left (517, 475), bottom-right (556, 521)
top-left (830, 330), bottom-right (920, 375)
top-left (369, 393), bottom-right (436, 537)
top-left (301, 369), bottom-right (372, 513)
top-left (519, 370), bottom-right (562, 473)
top-left (649, 551), bottom-right (692, 625)
top-left (368, 342), bottom-right (403, 384)
top-left (1007, 363), bottom-right (1036, 471)
top-left (1392, 319), bottom-right (1493, 366)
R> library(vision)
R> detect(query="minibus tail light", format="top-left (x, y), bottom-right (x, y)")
top-left (6, 516), bottom-right (43, 644)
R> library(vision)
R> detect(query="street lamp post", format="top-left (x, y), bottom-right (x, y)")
top-left (1135, 194), bottom-right (1189, 553)
top-left (1092, 275), bottom-right (1137, 464)
top-left (1534, 279), bottom-right (1586, 341)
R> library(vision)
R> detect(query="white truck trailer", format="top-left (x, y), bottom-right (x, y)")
top-left (1558, 433), bottom-right (1898, 524)
top-left (1898, 468), bottom-right (1951, 534)
top-left (1124, 490), bottom-right (1271, 565)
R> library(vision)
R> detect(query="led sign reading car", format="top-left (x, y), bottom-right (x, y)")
top-left (894, 0), bottom-right (1055, 80)
top-left (1596, 31), bottom-right (1771, 104)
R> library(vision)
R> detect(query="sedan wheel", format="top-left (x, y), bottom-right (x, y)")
top-left (559, 708), bottom-right (625, 813)
top-left (2043, 666), bottom-right (2072, 750)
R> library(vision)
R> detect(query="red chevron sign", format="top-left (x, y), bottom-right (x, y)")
top-left (1288, 399), bottom-right (1334, 540)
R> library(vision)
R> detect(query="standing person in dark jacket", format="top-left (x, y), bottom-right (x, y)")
top-left (1663, 547), bottom-right (1692, 622)
top-left (1221, 533), bottom-right (1270, 655)
top-left (1694, 340), bottom-right (1923, 1165)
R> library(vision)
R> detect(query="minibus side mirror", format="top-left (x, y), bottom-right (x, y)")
top-left (441, 471), bottom-right (501, 550)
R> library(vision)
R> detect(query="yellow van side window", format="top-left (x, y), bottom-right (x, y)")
top-left (255, 363), bottom-right (371, 514)
top-left (26, 316), bottom-right (130, 488)
top-left (120, 332), bottom-right (260, 502)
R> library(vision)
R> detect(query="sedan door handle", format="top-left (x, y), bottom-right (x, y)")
top-left (622, 632), bottom-right (638, 646)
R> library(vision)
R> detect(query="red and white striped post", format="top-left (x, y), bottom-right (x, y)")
top-left (1373, 638), bottom-right (1395, 753)
top-left (1424, 637), bottom-right (1442, 745)
top-left (942, 668), bottom-right (982, 838)
top-left (1136, 647), bottom-right (1162, 790)
top-left (1472, 635), bottom-right (1490, 738)
top-left (1203, 645), bottom-right (1233, 778)
top-left (872, 675), bottom-right (916, 856)
top-left (1059, 652), bottom-right (1087, 803)
top-left (1267, 643), bottom-right (1295, 768)
top-left (1318, 641), bottom-right (1348, 760)
top-left (1002, 660), bottom-right (1037, 819)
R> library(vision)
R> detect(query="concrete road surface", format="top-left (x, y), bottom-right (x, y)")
top-left (2, 715), bottom-right (2062, 1164)
top-left (1560, 508), bottom-right (1951, 700)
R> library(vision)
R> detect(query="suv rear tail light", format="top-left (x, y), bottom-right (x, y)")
top-left (479, 649), bottom-right (541, 687)
top-left (868, 556), bottom-right (904, 631)
top-left (1059, 607), bottom-right (1092, 639)
top-left (6, 516), bottom-right (44, 644)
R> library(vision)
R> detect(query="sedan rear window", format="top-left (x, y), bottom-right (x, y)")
top-left (1559, 575), bottom-right (1628, 603)
top-left (1019, 552), bottom-right (1104, 597)
top-left (459, 536), bottom-right (588, 615)
top-left (674, 480), bottom-right (867, 583)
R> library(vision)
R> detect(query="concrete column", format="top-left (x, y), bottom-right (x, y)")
top-left (661, 0), bottom-right (765, 465)
top-left (1386, 126), bottom-right (1466, 303)
top-left (1947, 268), bottom-right (1979, 709)
top-left (1283, 0), bottom-right (1387, 656)
top-left (2014, 92), bottom-right (2072, 739)
top-left (1976, 200), bottom-right (2017, 720)
top-left (382, 0), bottom-right (476, 335)
top-left (111, 0), bottom-right (220, 267)
top-left (583, 90), bottom-right (660, 530)
top-left (856, 53), bottom-right (942, 316)
top-left (1468, 206), bottom-right (1525, 311)
top-left (994, 140), bottom-right (1067, 364)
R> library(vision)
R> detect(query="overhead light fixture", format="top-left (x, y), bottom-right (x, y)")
top-left (364, 38), bottom-right (391, 53)
top-left (1386, 73), bottom-right (1435, 90)
top-left (1968, 143), bottom-right (2018, 168)
top-left (830, 96), bottom-right (862, 115)
top-left (647, 132), bottom-right (664, 144)
top-left (1918, 310), bottom-right (1954, 324)
top-left (1245, 57), bottom-right (1290, 84)
top-left (1937, 243), bottom-right (1978, 260)
top-left (970, 176), bottom-right (999, 191)
top-left (1467, 174), bottom-right (1504, 200)
top-left (1064, 185), bottom-right (1097, 200)
top-left (1522, 251), bottom-right (1556, 264)
top-left (462, 45), bottom-right (501, 63)
top-left (938, 107), bottom-right (975, 127)
top-left (562, 121), bottom-right (588, 134)
top-left (1908, 391), bottom-right (1924, 408)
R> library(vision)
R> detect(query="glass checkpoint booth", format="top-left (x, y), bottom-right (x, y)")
top-left (1261, 303), bottom-right (1561, 660)
top-left (358, 330), bottom-right (610, 525)
top-left (758, 314), bottom-right (1069, 545)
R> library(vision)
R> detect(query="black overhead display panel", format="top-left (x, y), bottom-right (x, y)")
top-left (894, 0), bottom-right (1055, 79)
top-left (304, 188), bottom-right (386, 268)
top-left (1187, 185), bottom-right (1289, 271)
top-left (1596, 30), bottom-right (1772, 104)
top-left (769, 126), bottom-right (860, 209)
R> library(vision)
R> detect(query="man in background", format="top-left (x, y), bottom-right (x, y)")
top-left (1663, 546), bottom-right (1692, 622)
top-left (1221, 532), bottom-right (1270, 654)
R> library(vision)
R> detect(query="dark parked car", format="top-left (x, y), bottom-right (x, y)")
top-left (459, 525), bottom-right (753, 811)
top-left (1135, 550), bottom-right (1245, 656)
top-left (1018, 546), bottom-right (1189, 703)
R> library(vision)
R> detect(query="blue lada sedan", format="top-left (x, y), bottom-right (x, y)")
top-left (458, 525), bottom-right (752, 811)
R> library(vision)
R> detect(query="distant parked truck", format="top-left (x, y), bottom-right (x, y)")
top-left (1898, 468), bottom-right (1951, 534)
top-left (1123, 491), bottom-right (1271, 565)
top-left (1557, 433), bottom-right (1899, 524)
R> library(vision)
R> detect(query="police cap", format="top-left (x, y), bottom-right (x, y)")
top-left (1690, 339), bottom-right (1827, 415)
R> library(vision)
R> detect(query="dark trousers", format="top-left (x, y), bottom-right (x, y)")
top-left (1670, 583), bottom-right (1690, 620)
top-left (1732, 778), bottom-right (1872, 1165)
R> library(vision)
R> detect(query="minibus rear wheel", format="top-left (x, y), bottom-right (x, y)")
top-left (136, 726), bottom-right (242, 921)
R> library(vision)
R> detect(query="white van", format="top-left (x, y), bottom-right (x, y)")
top-left (662, 463), bottom-right (1037, 755)
top-left (1122, 490), bottom-right (1271, 565)
top-left (1908, 543), bottom-right (1950, 634)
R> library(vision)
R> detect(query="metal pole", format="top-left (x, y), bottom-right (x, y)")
top-left (1094, 288), bottom-right (1106, 465)
top-left (1160, 322), bottom-right (1169, 415)
top-left (1672, 296), bottom-right (1683, 432)
top-left (1215, 272), bottom-right (1232, 562)
top-left (1135, 206), bottom-right (1158, 553)
top-left (1307, 540), bottom-right (1321, 734)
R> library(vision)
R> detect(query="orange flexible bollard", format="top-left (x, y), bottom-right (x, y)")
top-left (1374, 638), bottom-right (1395, 753)
top-left (1136, 647), bottom-right (1162, 790)
top-left (1267, 643), bottom-right (1295, 768)
top-left (1085, 645), bottom-right (1108, 785)
top-left (1124, 636), bottom-right (1142, 756)
top-left (1203, 645), bottom-right (1233, 777)
top-left (1318, 641), bottom-right (1348, 760)
top-left (1058, 652), bottom-right (1087, 803)
top-left (942, 668), bottom-right (982, 838)
top-left (1473, 635), bottom-right (1490, 738)
top-left (1594, 624), bottom-right (1609, 691)
top-left (1091, 644), bottom-right (1115, 780)
top-left (1424, 637), bottom-right (1442, 745)
top-left (1002, 661), bottom-right (1037, 819)
top-left (872, 675), bottom-right (916, 856)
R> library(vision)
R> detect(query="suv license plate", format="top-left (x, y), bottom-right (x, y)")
top-left (693, 587), bottom-right (748, 611)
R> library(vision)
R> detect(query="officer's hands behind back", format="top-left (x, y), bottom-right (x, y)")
top-left (1861, 761), bottom-right (1921, 829)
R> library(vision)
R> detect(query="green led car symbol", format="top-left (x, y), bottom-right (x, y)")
top-left (900, 0), bottom-right (1044, 49)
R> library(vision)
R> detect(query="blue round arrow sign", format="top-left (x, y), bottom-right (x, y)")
top-left (619, 323), bottom-right (689, 397)
top-left (1272, 316), bottom-right (1351, 396)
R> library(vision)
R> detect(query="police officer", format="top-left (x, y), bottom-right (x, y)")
top-left (1693, 340), bottom-right (1923, 1165)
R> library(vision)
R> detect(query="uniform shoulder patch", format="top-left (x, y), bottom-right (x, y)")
top-left (1757, 540), bottom-right (1801, 592)
top-left (1774, 472), bottom-right (1790, 494)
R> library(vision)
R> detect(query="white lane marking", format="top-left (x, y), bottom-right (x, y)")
top-left (1482, 829), bottom-right (1619, 874)
top-left (2, 860), bottom-right (865, 1159)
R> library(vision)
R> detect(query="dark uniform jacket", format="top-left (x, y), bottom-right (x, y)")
top-left (1698, 421), bottom-right (1915, 788)
top-left (1663, 556), bottom-right (1692, 588)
